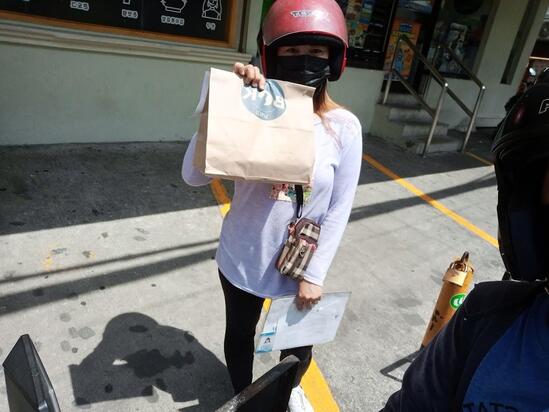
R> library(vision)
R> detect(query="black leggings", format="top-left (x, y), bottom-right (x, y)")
top-left (219, 271), bottom-right (313, 394)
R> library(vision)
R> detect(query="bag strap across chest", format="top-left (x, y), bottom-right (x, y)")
top-left (296, 185), bottom-right (303, 219)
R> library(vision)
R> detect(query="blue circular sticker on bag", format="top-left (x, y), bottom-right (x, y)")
top-left (241, 80), bottom-right (286, 120)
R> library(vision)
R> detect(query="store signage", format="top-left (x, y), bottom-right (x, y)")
top-left (0, 0), bottom-right (230, 42)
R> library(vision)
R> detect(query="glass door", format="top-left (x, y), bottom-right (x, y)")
top-left (383, 0), bottom-right (440, 94)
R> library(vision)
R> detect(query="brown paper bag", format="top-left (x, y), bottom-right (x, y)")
top-left (193, 68), bottom-right (316, 185)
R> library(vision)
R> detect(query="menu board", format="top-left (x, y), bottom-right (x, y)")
top-left (0, 0), bottom-right (232, 42)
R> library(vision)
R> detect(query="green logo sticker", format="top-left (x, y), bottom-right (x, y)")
top-left (450, 293), bottom-right (466, 309)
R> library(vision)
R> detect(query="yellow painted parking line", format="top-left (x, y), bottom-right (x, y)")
top-left (301, 360), bottom-right (340, 411)
top-left (209, 178), bottom-right (340, 412)
top-left (465, 151), bottom-right (493, 166)
top-left (363, 153), bottom-right (499, 249)
top-left (43, 252), bottom-right (54, 272)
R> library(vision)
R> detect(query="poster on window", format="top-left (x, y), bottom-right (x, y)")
top-left (398, 0), bottom-right (435, 14)
top-left (383, 18), bottom-right (422, 79)
top-left (344, 0), bottom-right (375, 49)
top-left (427, 0), bottom-right (494, 77)
top-left (437, 23), bottom-right (468, 74)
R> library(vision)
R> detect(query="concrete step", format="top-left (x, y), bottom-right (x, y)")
top-left (370, 106), bottom-right (448, 142)
top-left (401, 121), bottom-right (448, 139)
top-left (368, 131), bottom-right (462, 154)
top-left (369, 101), bottom-right (463, 154)
top-left (379, 93), bottom-right (422, 108)
top-left (413, 135), bottom-right (463, 154)
top-left (384, 104), bottom-right (433, 124)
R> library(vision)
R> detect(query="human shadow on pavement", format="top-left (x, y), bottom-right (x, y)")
top-left (69, 313), bottom-right (231, 411)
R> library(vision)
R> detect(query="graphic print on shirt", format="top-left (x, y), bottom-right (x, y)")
top-left (270, 183), bottom-right (313, 203)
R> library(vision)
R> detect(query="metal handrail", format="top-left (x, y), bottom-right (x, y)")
top-left (446, 88), bottom-right (473, 117)
top-left (438, 43), bottom-right (483, 88)
top-left (382, 35), bottom-right (486, 155)
top-left (381, 0), bottom-right (399, 62)
top-left (383, 35), bottom-right (448, 156)
top-left (435, 42), bottom-right (486, 151)
top-left (391, 69), bottom-right (435, 117)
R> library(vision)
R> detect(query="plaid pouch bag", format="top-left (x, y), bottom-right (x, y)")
top-left (276, 218), bottom-right (321, 280)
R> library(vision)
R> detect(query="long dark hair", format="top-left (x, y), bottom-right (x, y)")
top-left (314, 80), bottom-right (342, 118)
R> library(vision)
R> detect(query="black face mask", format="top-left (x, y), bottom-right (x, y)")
top-left (274, 55), bottom-right (331, 88)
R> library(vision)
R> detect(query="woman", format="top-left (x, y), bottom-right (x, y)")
top-left (182, 1), bottom-right (362, 410)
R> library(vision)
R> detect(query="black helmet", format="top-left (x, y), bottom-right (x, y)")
top-left (492, 82), bottom-right (549, 281)
top-left (536, 67), bottom-right (549, 85)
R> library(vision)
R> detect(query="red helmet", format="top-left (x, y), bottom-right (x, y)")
top-left (260, 0), bottom-right (348, 81)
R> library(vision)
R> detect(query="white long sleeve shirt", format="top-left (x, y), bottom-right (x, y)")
top-left (182, 108), bottom-right (363, 298)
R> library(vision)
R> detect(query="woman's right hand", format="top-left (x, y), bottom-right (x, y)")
top-left (233, 62), bottom-right (266, 91)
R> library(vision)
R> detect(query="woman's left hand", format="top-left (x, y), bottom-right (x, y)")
top-left (296, 279), bottom-right (323, 311)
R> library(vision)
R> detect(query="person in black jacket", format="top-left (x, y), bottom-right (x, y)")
top-left (383, 76), bottom-right (549, 411)
top-left (492, 67), bottom-right (542, 141)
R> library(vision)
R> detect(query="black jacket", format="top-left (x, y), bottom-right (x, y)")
top-left (383, 280), bottom-right (547, 411)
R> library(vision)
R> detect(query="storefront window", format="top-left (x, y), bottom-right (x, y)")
top-left (0, 0), bottom-right (238, 47)
top-left (427, 0), bottom-right (494, 77)
top-left (397, 0), bottom-right (433, 14)
top-left (343, 0), bottom-right (375, 50)
top-left (383, 15), bottom-right (424, 79)
top-left (382, 1), bottom-right (436, 81)
top-left (257, 0), bottom-right (398, 70)
top-left (338, 0), bottom-right (397, 70)
top-left (259, 0), bottom-right (435, 74)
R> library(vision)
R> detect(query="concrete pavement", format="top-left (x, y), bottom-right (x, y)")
top-left (0, 131), bottom-right (503, 411)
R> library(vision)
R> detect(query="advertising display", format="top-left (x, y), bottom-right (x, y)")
top-left (344, 0), bottom-right (375, 49)
top-left (428, 0), bottom-right (494, 77)
top-left (398, 0), bottom-right (434, 14)
top-left (337, 0), bottom-right (397, 69)
top-left (383, 17), bottom-right (422, 78)
top-left (0, 0), bottom-right (233, 43)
